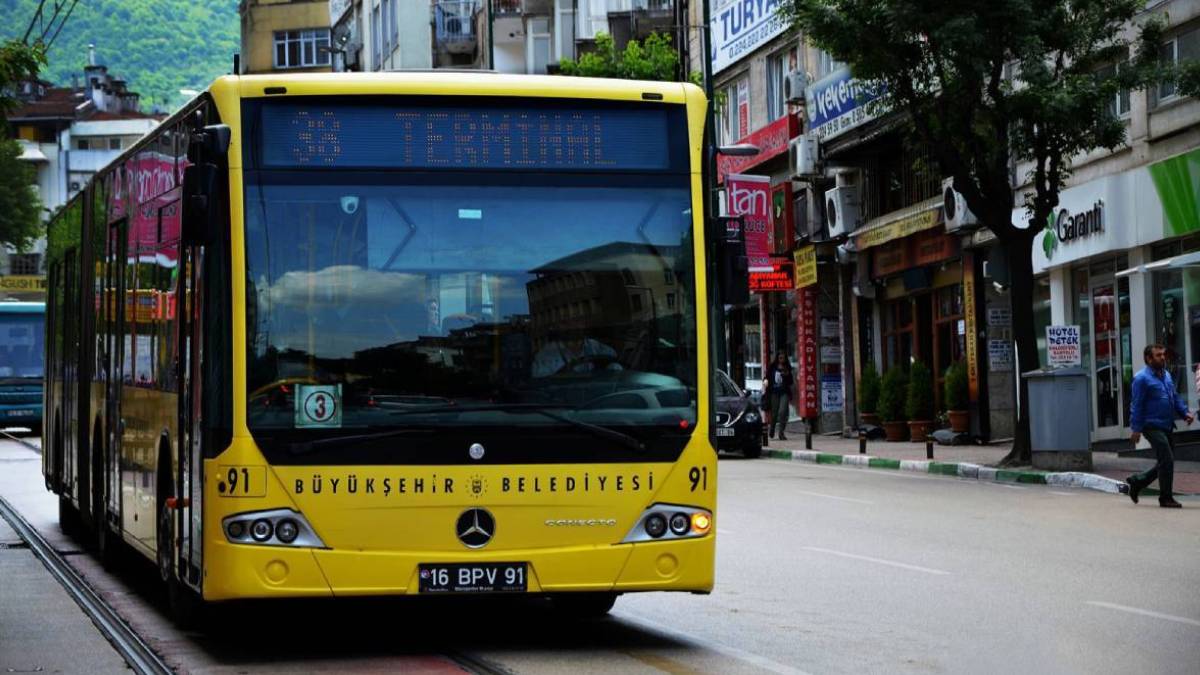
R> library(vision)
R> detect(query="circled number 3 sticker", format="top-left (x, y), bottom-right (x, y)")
top-left (296, 384), bottom-right (342, 428)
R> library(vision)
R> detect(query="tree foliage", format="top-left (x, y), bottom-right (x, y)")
top-left (0, 0), bottom-right (238, 110)
top-left (0, 38), bottom-right (45, 120)
top-left (0, 137), bottom-right (43, 251)
top-left (559, 32), bottom-right (702, 85)
top-left (785, 0), bottom-right (1182, 463)
top-left (878, 366), bottom-right (908, 423)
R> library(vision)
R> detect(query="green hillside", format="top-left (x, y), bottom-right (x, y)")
top-left (2, 0), bottom-right (239, 111)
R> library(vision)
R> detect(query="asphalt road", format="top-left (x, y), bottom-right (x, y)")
top-left (1, 437), bottom-right (1198, 674)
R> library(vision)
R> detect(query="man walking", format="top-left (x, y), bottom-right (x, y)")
top-left (1125, 344), bottom-right (1192, 508)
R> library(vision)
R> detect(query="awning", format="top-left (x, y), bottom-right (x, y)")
top-left (849, 197), bottom-right (943, 251)
top-left (1116, 250), bottom-right (1200, 277)
top-left (17, 143), bottom-right (47, 162)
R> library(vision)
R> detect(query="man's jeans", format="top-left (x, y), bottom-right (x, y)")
top-left (1132, 428), bottom-right (1175, 500)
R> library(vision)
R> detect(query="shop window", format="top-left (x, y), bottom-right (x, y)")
top-left (933, 284), bottom-right (964, 410)
top-left (882, 298), bottom-right (914, 372)
top-left (1118, 276), bottom-right (1132, 428)
top-left (1072, 267), bottom-right (1092, 376)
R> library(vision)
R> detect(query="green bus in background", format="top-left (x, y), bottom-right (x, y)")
top-left (0, 301), bottom-right (45, 435)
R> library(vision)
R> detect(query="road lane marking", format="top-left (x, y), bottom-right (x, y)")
top-left (801, 546), bottom-right (951, 576)
top-left (790, 490), bottom-right (874, 504)
top-left (1086, 601), bottom-right (1200, 628)
top-left (615, 611), bottom-right (814, 675)
top-left (716, 528), bottom-right (733, 535)
top-left (1049, 491), bottom-right (1078, 496)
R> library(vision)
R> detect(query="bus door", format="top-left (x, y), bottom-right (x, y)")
top-left (62, 249), bottom-right (79, 502)
top-left (177, 236), bottom-right (205, 590)
top-left (103, 219), bottom-right (127, 521)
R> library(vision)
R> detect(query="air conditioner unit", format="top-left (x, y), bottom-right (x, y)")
top-left (942, 177), bottom-right (978, 232)
top-left (783, 70), bottom-right (808, 104)
top-left (789, 135), bottom-right (819, 178)
top-left (824, 186), bottom-right (860, 239)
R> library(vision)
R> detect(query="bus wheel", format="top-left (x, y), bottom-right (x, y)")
top-left (553, 592), bottom-right (617, 618)
top-left (158, 463), bottom-right (202, 626)
top-left (58, 496), bottom-right (79, 537)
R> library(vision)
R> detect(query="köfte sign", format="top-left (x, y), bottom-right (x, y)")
top-left (805, 67), bottom-right (885, 141)
top-left (711, 0), bottom-right (789, 74)
top-left (748, 259), bottom-right (794, 292)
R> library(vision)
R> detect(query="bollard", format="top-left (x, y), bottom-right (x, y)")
top-left (805, 422), bottom-right (813, 450)
top-left (926, 437), bottom-right (934, 460)
top-left (858, 429), bottom-right (866, 454)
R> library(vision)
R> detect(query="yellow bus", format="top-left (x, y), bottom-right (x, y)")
top-left (44, 72), bottom-right (721, 620)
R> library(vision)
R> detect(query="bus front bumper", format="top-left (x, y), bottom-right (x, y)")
top-left (201, 536), bottom-right (714, 601)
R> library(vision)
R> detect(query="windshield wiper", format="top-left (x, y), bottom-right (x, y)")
top-left (287, 428), bottom-right (434, 455)
top-left (388, 403), bottom-right (646, 454)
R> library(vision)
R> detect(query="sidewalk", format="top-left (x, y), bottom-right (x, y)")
top-left (762, 430), bottom-right (1200, 495)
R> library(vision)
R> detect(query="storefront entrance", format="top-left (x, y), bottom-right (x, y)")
top-left (1073, 260), bottom-right (1132, 442)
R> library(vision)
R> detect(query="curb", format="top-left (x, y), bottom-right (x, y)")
top-left (764, 449), bottom-right (1133, 494)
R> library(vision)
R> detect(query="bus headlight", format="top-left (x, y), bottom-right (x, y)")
top-left (622, 504), bottom-right (713, 543)
top-left (222, 509), bottom-right (324, 548)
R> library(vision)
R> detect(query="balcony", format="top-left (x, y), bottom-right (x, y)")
top-left (435, 0), bottom-right (480, 55)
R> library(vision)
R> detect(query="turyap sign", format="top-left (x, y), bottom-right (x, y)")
top-left (805, 67), bottom-right (885, 141)
top-left (1041, 200), bottom-right (1105, 260)
top-left (1029, 147), bottom-right (1200, 273)
top-left (711, 0), bottom-right (789, 74)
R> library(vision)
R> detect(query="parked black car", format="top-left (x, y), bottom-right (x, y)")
top-left (714, 370), bottom-right (763, 458)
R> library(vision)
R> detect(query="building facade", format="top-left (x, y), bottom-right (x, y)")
top-left (241, 0), bottom-right (335, 74)
top-left (6, 51), bottom-right (160, 300)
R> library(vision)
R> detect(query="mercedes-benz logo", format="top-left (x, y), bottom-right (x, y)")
top-left (456, 508), bottom-right (495, 549)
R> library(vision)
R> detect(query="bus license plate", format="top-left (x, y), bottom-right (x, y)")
top-left (716, 427), bottom-right (735, 437)
top-left (418, 563), bottom-right (527, 594)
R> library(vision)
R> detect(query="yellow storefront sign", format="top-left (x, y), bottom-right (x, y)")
top-left (0, 275), bottom-right (46, 292)
top-left (793, 245), bottom-right (817, 288)
top-left (854, 209), bottom-right (940, 250)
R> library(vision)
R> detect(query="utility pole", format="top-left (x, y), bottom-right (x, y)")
top-left (486, 0), bottom-right (496, 70)
top-left (700, 0), bottom-right (727, 374)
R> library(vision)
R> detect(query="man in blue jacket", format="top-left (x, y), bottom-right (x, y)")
top-left (1125, 344), bottom-right (1192, 508)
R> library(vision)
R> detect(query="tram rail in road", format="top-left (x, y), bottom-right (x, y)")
top-left (0, 492), bottom-right (174, 675)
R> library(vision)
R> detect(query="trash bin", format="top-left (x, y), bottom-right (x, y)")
top-left (1023, 366), bottom-right (1092, 471)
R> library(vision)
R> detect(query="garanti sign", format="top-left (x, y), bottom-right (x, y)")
top-left (711, 0), bottom-right (789, 74)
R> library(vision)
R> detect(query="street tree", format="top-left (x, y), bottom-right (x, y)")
top-left (0, 138), bottom-right (43, 252)
top-left (785, 0), bottom-right (1181, 464)
top-left (559, 32), bottom-right (702, 85)
top-left (1, 38), bottom-right (45, 119)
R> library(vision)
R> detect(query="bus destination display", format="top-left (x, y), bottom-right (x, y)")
top-left (259, 103), bottom-right (675, 171)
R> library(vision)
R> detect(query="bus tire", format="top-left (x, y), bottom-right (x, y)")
top-left (58, 495), bottom-right (79, 537)
top-left (553, 592), bottom-right (617, 618)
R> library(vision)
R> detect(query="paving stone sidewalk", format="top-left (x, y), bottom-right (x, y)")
top-left (761, 432), bottom-right (1200, 495)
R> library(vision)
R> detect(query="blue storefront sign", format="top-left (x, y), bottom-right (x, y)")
top-left (804, 67), bottom-right (885, 141)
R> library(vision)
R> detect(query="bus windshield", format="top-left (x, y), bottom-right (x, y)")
top-left (0, 312), bottom-right (44, 379)
top-left (242, 100), bottom-right (697, 454)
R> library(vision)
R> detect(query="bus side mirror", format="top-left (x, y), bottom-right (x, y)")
top-left (202, 124), bottom-right (232, 156)
top-left (181, 162), bottom-right (217, 244)
top-left (716, 217), bottom-right (749, 306)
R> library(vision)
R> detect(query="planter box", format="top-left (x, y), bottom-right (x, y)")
top-left (908, 420), bottom-right (933, 442)
top-left (883, 421), bottom-right (908, 442)
top-left (948, 410), bottom-right (969, 433)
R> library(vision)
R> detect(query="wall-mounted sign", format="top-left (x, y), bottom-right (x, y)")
top-left (988, 340), bottom-right (1013, 371)
top-left (805, 67), bottom-right (885, 141)
top-left (717, 114), bottom-right (800, 181)
top-left (749, 259), bottom-right (794, 292)
top-left (1046, 325), bottom-right (1082, 367)
top-left (1041, 201), bottom-right (1105, 261)
top-left (793, 244), bottom-right (817, 288)
top-left (821, 375), bottom-right (843, 413)
top-left (855, 207), bottom-right (939, 251)
top-left (727, 174), bottom-right (773, 272)
top-left (963, 252), bottom-right (980, 402)
top-left (0, 276), bottom-right (46, 292)
top-left (988, 308), bottom-right (1012, 327)
top-left (710, 0), bottom-right (790, 74)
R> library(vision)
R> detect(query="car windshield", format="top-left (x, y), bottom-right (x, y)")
top-left (0, 313), bottom-right (44, 379)
top-left (242, 101), bottom-right (697, 451)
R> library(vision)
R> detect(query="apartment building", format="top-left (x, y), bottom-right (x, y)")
top-left (241, 0), bottom-right (335, 74)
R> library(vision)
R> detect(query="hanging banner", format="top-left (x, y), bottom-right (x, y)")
top-left (796, 285), bottom-right (820, 418)
top-left (727, 174), bottom-right (773, 273)
top-left (793, 244), bottom-right (817, 288)
top-left (963, 251), bottom-right (980, 402)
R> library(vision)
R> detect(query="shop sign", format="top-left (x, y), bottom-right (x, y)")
top-left (748, 259), bottom-right (794, 292)
top-left (717, 115), bottom-right (800, 181)
top-left (805, 67), bottom-right (885, 141)
top-left (1046, 325), bottom-right (1082, 367)
top-left (1041, 201), bottom-right (1104, 261)
top-left (0, 275), bottom-right (46, 292)
top-left (795, 285), bottom-right (820, 418)
top-left (988, 340), bottom-right (1013, 371)
top-left (963, 252), bottom-right (980, 401)
top-left (710, 0), bottom-right (790, 75)
top-left (872, 244), bottom-right (910, 278)
top-left (987, 308), bottom-right (1011, 327)
top-left (727, 174), bottom-right (773, 272)
top-left (855, 208), bottom-right (940, 251)
top-left (821, 375), bottom-right (843, 413)
top-left (793, 244), bottom-right (817, 288)
top-left (820, 319), bottom-right (840, 337)
top-left (912, 230), bottom-right (959, 267)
